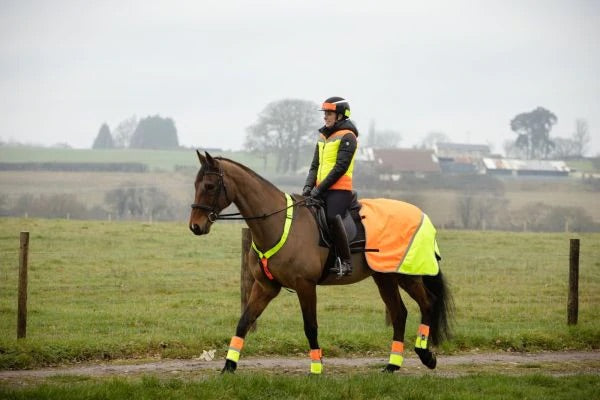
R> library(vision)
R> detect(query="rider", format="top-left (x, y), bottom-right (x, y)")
top-left (302, 96), bottom-right (359, 276)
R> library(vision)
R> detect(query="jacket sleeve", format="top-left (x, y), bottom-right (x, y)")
top-left (303, 144), bottom-right (320, 190)
top-left (315, 133), bottom-right (357, 193)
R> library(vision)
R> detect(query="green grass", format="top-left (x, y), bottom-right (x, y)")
top-left (0, 218), bottom-right (599, 370)
top-left (0, 147), bottom-right (274, 173)
top-left (566, 159), bottom-right (600, 173)
top-left (1, 373), bottom-right (598, 400)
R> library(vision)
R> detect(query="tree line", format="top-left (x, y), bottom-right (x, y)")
top-left (92, 115), bottom-right (179, 150)
top-left (91, 101), bottom-right (592, 166)
top-left (243, 100), bottom-right (593, 175)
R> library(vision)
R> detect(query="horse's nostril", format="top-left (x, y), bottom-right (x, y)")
top-left (190, 224), bottom-right (203, 235)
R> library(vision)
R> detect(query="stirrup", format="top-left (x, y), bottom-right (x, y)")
top-left (330, 257), bottom-right (352, 277)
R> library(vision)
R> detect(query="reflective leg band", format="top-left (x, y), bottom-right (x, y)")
top-left (389, 341), bottom-right (404, 367)
top-left (226, 336), bottom-right (244, 363)
top-left (310, 348), bottom-right (323, 374)
top-left (415, 324), bottom-right (430, 349)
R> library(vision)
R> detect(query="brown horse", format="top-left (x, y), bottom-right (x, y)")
top-left (189, 151), bottom-right (452, 374)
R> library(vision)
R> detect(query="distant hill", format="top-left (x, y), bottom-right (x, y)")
top-left (0, 147), bottom-right (276, 173)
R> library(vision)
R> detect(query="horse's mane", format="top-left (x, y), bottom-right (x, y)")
top-left (215, 157), bottom-right (281, 193)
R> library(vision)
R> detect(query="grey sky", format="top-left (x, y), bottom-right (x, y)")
top-left (1, 0), bottom-right (599, 155)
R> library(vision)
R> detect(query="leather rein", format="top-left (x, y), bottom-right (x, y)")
top-left (190, 166), bottom-right (309, 222)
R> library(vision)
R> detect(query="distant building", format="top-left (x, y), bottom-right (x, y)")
top-left (358, 147), bottom-right (441, 180)
top-left (482, 158), bottom-right (570, 177)
top-left (434, 142), bottom-right (491, 174)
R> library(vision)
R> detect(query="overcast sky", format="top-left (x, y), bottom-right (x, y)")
top-left (1, 0), bottom-right (599, 155)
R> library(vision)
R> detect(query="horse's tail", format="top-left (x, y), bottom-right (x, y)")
top-left (423, 268), bottom-right (453, 346)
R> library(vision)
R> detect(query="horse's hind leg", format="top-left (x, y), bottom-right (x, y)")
top-left (222, 280), bottom-right (281, 373)
top-left (398, 276), bottom-right (437, 369)
top-left (372, 273), bottom-right (407, 373)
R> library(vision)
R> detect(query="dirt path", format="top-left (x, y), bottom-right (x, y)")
top-left (1, 351), bottom-right (599, 382)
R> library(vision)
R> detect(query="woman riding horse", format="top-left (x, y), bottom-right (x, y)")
top-left (303, 96), bottom-right (359, 277)
top-left (189, 151), bottom-right (452, 375)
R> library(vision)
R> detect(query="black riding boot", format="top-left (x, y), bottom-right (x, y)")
top-left (329, 214), bottom-right (352, 277)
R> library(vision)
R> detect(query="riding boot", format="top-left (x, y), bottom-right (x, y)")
top-left (329, 214), bottom-right (352, 276)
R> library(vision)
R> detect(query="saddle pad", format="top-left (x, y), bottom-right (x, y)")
top-left (359, 198), bottom-right (440, 275)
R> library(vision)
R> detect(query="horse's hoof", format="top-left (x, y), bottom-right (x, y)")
top-left (221, 359), bottom-right (237, 374)
top-left (382, 364), bottom-right (401, 373)
top-left (415, 348), bottom-right (437, 369)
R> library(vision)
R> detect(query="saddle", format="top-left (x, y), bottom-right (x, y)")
top-left (309, 191), bottom-right (367, 253)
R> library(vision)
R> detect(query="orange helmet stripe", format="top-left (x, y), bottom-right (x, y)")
top-left (321, 102), bottom-right (337, 111)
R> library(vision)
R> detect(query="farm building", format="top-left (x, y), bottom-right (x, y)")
top-left (434, 142), bottom-right (492, 174)
top-left (357, 147), bottom-right (441, 180)
top-left (482, 158), bottom-right (571, 177)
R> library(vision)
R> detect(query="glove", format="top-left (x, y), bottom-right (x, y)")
top-left (302, 185), bottom-right (312, 197)
top-left (309, 187), bottom-right (321, 198)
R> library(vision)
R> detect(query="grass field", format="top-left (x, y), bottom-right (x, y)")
top-left (1, 373), bottom-right (598, 399)
top-left (0, 218), bottom-right (599, 372)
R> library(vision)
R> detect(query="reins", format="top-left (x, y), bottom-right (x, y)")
top-left (190, 164), bottom-right (315, 222)
top-left (211, 198), bottom-right (308, 221)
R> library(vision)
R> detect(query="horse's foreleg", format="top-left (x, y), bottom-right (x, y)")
top-left (222, 280), bottom-right (281, 373)
top-left (372, 273), bottom-right (407, 373)
top-left (399, 277), bottom-right (437, 369)
top-left (295, 279), bottom-right (321, 374)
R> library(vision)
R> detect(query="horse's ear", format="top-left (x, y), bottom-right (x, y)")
top-left (205, 151), bottom-right (216, 166)
top-left (196, 149), bottom-right (207, 167)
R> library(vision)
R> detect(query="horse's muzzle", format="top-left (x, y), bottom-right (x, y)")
top-left (189, 223), bottom-right (207, 235)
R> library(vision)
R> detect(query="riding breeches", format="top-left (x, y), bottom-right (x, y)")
top-left (323, 189), bottom-right (353, 225)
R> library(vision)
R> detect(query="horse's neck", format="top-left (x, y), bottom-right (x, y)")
top-left (223, 162), bottom-right (286, 250)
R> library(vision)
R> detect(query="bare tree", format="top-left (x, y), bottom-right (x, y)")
top-left (420, 132), bottom-right (450, 149)
top-left (456, 193), bottom-right (508, 229)
top-left (366, 120), bottom-right (402, 148)
top-left (105, 184), bottom-right (175, 220)
top-left (245, 99), bottom-right (321, 174)
top-left (572, 118), bottom-right (590, 157)
top-left (550, 137), bottom-right (578, 159)
top-left (503, 139), bottom-right (527, 158)
top-left (113, 115), bottom-right (138, 148)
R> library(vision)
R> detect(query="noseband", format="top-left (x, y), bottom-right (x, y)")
top-left (190, 166), bottom-right (230, 223)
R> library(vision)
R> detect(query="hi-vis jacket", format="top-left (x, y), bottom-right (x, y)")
top-left (305, 119), bottom-right (359, 193)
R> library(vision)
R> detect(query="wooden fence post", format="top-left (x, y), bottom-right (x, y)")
top-left (240, 228), bottom-right (256, 332)
top-left (17, 231), bottom-right (29, 339)
top-left (567, 238), bottom-right (580, 325)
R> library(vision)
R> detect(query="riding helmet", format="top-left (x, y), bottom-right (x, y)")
top-left (320, 96), bottom-right (351, 119)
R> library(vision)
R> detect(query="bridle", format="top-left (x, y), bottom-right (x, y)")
top-left (190, 166), bottom-right (231, 223)
top-left (190, 164), bottom-right (309, 222)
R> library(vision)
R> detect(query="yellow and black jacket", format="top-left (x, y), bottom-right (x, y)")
top-left (304, 119), bottom-right (359, 194)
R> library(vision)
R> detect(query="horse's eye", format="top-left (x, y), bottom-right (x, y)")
top-left (204, 183), bottom-right (216, 191)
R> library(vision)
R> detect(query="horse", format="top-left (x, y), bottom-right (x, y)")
top-left (189, 151), bottom-right (452, 374)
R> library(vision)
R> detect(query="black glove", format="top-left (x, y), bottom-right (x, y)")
top-left (302, 185), bottom-right (312, 197)
top-left (309, 187), bottom-right (322, 198)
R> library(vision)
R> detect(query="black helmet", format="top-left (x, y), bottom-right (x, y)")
top-left (320, 96), bottom-right (351, 119)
